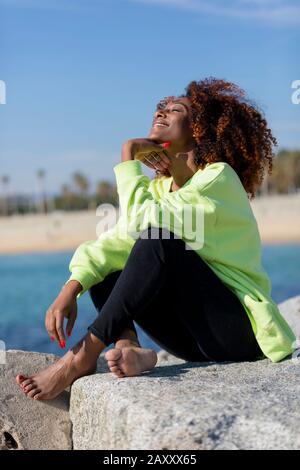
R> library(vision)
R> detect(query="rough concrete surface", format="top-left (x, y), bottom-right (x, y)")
top-left (68, 295), bottom-right (300, 450)
top-left (70, 350), bottom-right (300, 450)
top-left (0, 350), bottom-right (72, 450)
top-left (1, 295), bottom-right (300, 450)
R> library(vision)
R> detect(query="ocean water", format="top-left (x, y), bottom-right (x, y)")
top-left (0, 244), bottom-right (299, 357)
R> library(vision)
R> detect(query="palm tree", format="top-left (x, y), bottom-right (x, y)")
top-left (0, 175), bottom-right (10, 216)
top-left (36, 169), bottom-right (48, 214)
top-left (61, 184), bottom-right (74, 210)
top-left (72, 172), bottom-right (89, 196)
top-left (96, 180), bottom-right (119, 206)
top-left (96, 180), bottom-right (112, 200)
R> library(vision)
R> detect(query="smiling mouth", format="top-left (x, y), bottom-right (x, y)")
top-left (153, 122), bottom-right (169, 129)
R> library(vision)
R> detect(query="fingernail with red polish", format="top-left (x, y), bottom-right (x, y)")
top-left (67, 330), bottom-right (71, 337)
top-left (50, 336), bottom-right (55, 341)
top-left (60, 340), bottom-right (66, 348)
top-left (162, 141), bottom-right (171, 148)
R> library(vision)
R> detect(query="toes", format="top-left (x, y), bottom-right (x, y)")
top-left (23, 382), bottom-right (37, 394)
top-left (16, 374), bottom-right (26, 385)
top-left (113, 371), bottom-right (125, 378)
top-left (109, 365), bottom-right (125, 378)
top-left (105, 348), bottom-right (122, 362)
top-left (28, 388), bottom-right (41, 399)
top-left (21, 378), bottom-right (33, 389)
top-left (107, 360), bottom-right (119, 368)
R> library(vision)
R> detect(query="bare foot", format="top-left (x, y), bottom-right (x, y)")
top-left (15, 352), bottom-right (96, 400)
top-left (105, 346), bottom-right (158, 378)
top-left (15, 333), bottom-right (105, 400)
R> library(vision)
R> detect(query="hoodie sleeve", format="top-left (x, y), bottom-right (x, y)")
top-left (66, 217), bottom-right (136, 298)
top-left (113, 159), bottom-right (218, 253)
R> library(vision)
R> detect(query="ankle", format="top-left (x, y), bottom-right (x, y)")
top-left (114, 338), bottom-right (141, 349)
top-left (115, 328), bottom-right (141, 349)
top-left (71, 354), bottom-right (97, 376)
top-left (66, 346), bottom-right (96, 375)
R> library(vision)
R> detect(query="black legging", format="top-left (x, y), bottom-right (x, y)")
top-left (87, 227), bottom-right (263, 362)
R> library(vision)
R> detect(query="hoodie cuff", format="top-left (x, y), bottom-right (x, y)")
top-left (65, 272), bottom-right (96, 299)
top-left (113, 160), bottom-right (143, 184)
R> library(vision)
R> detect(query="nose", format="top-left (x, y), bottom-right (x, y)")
top-left (154, 108), bottom-right (168, 120)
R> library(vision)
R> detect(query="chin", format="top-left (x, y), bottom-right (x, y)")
top-left (148, 130), bottom-right (168, 141)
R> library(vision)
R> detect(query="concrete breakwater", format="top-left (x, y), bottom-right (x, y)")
top-left (1, 295), bottom-right (300, 450)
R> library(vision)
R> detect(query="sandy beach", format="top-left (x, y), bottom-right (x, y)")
top-left (0, 194), bottom-right (299, 255)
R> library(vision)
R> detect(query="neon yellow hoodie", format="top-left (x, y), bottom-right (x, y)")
top-left (67, 159), bottom-right (296, 363)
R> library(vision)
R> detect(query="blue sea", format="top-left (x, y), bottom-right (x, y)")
top-left (1, 245), bottom-right (300, 357)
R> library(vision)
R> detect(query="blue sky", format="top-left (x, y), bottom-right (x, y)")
top-left (0, 0), bottom-right (299, 195)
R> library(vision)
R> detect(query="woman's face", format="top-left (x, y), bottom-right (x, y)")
top-left (148, 96), bottom-right (195, 150)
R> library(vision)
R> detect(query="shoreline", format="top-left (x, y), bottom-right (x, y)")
top-left (0, 238), bottom-right (299, 257)
top-left (0, 194), bottom-right (299, 254)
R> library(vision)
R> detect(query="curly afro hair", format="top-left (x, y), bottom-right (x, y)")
top-left (154, 77), bottom-right (277, 200)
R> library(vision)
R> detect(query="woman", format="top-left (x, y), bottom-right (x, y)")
top-left (16, 77), bottom-right (296, 400)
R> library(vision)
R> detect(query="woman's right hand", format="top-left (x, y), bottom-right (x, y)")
top-left (45, 280), bottom-right (82, 348)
